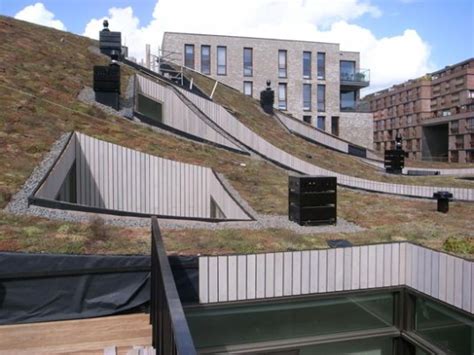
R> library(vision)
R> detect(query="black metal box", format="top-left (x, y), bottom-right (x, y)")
top-left (93, 65), bottom-right (121, 93)
top-left (95, 92), bottom-right (120, 110)
top-left (384, 149), bottom-right (405, 174)
top-left (99, 31), bottom-right (122, 57)
top-left (288, 175), bottom-right (337, 225)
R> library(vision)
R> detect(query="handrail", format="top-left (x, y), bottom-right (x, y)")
top-left (151, 216), bottom-right (197, 355)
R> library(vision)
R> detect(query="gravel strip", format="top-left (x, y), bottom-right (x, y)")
top-left (5, 132), bottom-right (72, 215)
top-left (14, 204), bottom-right (364, 234)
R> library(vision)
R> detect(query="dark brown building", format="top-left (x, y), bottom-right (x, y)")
top-left (366, 58), bottom-right (474, 163)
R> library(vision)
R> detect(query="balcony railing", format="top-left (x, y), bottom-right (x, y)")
top-left (151, 216), bottom-right (197, 355)
top-left (340, 100), bottom-right (371, 113)
top-left (340, 69), bottom-right (370, 86)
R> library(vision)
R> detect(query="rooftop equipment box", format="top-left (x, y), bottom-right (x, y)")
top-left (93, 65), bottom-right (121, 92)
top-left (93, 64), bottom-right (120, 110)
top-left (288, 176), bottom-right (337, 226)
top-left (99, 30), bottom-right (122, 58)
top-left (384, 149), bottom-right (405, 174)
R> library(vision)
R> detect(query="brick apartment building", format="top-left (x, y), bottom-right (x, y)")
top-left (161, 32), bottom-right (373, 149)
top-left (366, 58), bottom-right (474, 163)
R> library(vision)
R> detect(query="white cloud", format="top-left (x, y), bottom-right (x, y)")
top-left (82, 0), bottom-right (432, 93)
top-left (14, 2), bottom-right (66, 31)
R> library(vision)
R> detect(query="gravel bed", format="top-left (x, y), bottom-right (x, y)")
top-left (14, 204), bottom-right (363, 234)
top-left (77, 74), bottom-right (134, 119)
top-left (5, 132), bottom-right (72, 215)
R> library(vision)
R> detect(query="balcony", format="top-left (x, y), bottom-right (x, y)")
top-left (340, 100), bottom-right (371, 113)
top-left (340, 69), bottom-right (370, 88)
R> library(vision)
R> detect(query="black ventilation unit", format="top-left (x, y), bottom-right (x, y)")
top-left (384, 149), bottom-right (405, 174)
top-left (288, 175), bottom-right (337, 226)
top-left (93, 64), bottom-right (121, 110)
top-left (99, 20), bottom-right (122, 58)
top-left (260, 80), bottom-right (275, 115)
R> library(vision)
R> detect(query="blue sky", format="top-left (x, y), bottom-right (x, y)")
top-left (358, 0), bottom-right (474, 68)
top-left (1, 0), bottom-right (472, 68)
top-left (1, 0), bottom-right (473, 91)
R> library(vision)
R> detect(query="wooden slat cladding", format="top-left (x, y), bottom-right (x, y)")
top-left (199, 242), bottom-right (473, 314)
top-left (136, 75), bottom-right (242, 152)
top-left (35, 134), bottom-right (76, 200)
top-left (35, 132), bottom-right (251, 221)
top-left (275, 112), bottom-right (349, 154)
top-left (178, 87), bottom-right (474, 201)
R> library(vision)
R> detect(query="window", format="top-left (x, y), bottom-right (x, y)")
top-left (184, 44), bottom-right (195, 69)
top-left (340, 90), bottom-right (357, 111)
top-left (278, 50), bottom-right (287, 78)
top-left (303, 84), bottom-right (312, 111)
top-left (450, 120), bottom-right (459, 133)
top-left (303, 51), bottom-right (311, 79)
top-left (455, 134), bottom-right (464, 149)
top-left (303, 115), bottom-right (311, 124)
top-left (467, 118), bottom-right (474, 132)
top-left (317, 116), bottom-right (325, 131)
top-left (317, 52), bottom-right (325, 79)
top-left (415, 297), bottom-right (473, 354)
top-left (450, 151), bottom-right (459, 162)
top-left (185, 292), bottom-right (395, 350)
top-left (340, 60), bottom-right (356, 81)
top-left (243, 48), bottom-right (253, 77)
top-left (278, 83), bottom-right (287, 110)
top-left (243, 81), bottom-right (253, 96)
top-left (217, 46), bottom-right (227, 75)
top-left (317, 84), bottom-right (326, 112)
top-left (136, 94), bottom-right (163, 123)
top-left (200, 45), bottom-right (210, 74)
top-left (331, 116), bottom-right (339, 136)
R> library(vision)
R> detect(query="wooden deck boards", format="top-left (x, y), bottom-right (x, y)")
top-left (0, 313), bottom-right (151, 355)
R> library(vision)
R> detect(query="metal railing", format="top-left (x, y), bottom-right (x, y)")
top-left (151, 216), bottom-right (197, 355)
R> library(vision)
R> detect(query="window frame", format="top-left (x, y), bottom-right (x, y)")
top-left (317, 115), bottom-right (326, 131)
top-left (184, 44), bottom-right (195, 69)
top-left (201, 45), bottom-right (211, 75)
top-left (278, 83), bottom-right (287, 110)
top-left (317, 52), bottom-right (326, 80)
top-left (317, 84), bottom-right (326, 112)
top-left (303, 83), bottom-right (312, 111)
top-left (217, 46), bottom-right (227, 76)
top-left (303, 51), bottom-right (312, 79)
top-left (278, 50), bottom-right (287, 78)
top-left (243, 81), bottom-right (253, 96)
top-left (243, 47), bottom-right (253, 77)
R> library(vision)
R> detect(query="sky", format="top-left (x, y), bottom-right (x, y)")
top-left (1, 0), bottom-right (473, 93)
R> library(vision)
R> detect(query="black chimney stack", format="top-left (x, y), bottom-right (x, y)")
top-left (99, 19), bottom-right (122, 58)
top-left (260, 80), bottom-right (275, 115)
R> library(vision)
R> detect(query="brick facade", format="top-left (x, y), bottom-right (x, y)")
top-left (162, 32), bottom-right (373, 149)
top-left (366, 58), bottom-right (474, 163)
